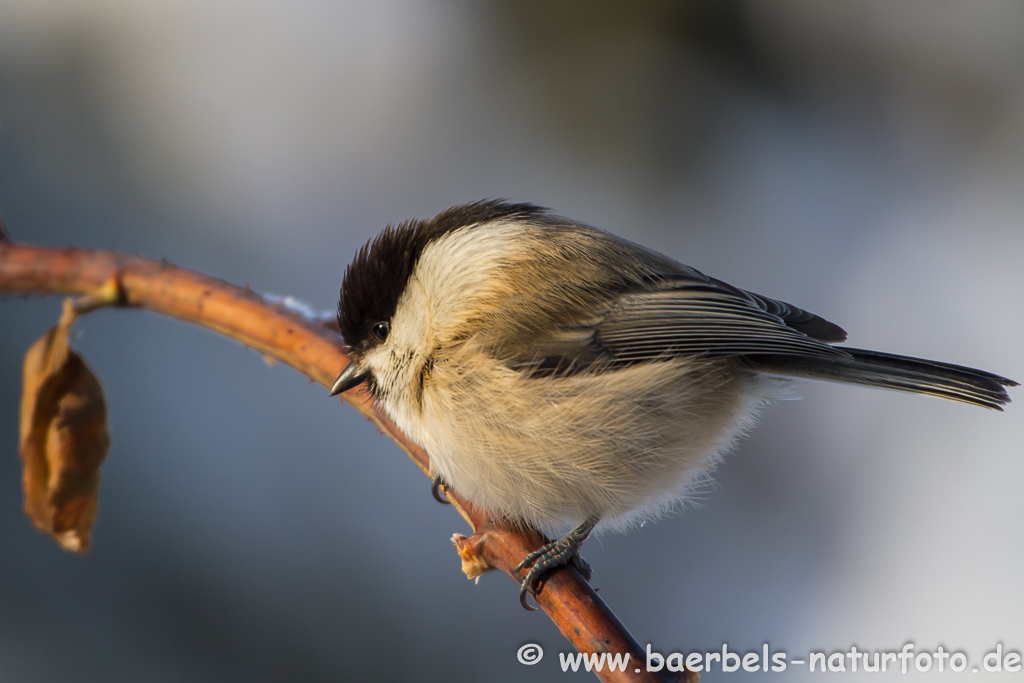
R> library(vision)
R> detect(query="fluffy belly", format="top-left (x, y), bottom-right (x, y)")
top-left (393, 356), bottom-right (769, 534)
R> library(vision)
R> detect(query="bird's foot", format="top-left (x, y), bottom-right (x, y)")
top-left (515, 517), bottom-right (598, 610)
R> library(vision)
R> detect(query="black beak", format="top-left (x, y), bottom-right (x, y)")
top-left (329, 362), bottom-right (370, 396)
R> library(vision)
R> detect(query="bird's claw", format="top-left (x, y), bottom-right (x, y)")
top-left (431, 474), bottom-right (451, 505)
top-left (515, 536), bottom-right (593, 610)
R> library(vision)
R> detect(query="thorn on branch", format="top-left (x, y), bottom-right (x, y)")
top-left (452, 532), bottom-right (496, 581)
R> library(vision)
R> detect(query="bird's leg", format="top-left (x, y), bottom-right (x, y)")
top-left (516, 516), bottom-right (598, 610)
top-left (430, 474), bottom-right (451, 505)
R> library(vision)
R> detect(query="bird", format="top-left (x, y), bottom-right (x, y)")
top-left (329, 199), bottom-right (1016, 608)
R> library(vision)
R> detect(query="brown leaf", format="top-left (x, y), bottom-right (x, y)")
top-left (19, 301), bottom-right (109, 553)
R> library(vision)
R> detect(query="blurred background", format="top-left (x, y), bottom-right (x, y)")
top-left (1, 1), bottom-right (1022, 680)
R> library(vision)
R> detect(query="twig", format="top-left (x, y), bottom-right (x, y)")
top-left (0, 242), bottom-right (694, 683)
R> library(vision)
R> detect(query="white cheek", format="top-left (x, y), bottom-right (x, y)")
top-left (362, 346), bottom-right (390, 381)
top-left (362, 343), bottom-right (429, 442)
top-left (412, 222), bottom-right (523, 332)
top-left (391, 277), bottom-right (432, 350)
top-left (367, 224), bottom-right (525, 444)
top-left (362, 338), bottom-right (417, 404)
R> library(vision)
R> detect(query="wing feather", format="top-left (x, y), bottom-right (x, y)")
top-left (512, 277), bottom-right (849, 376)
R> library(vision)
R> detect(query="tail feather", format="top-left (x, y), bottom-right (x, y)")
top-left (743, 348), bottom-right (1017, 410)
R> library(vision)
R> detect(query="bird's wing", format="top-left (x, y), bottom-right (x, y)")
top-left (509, 276), bottom-right (850, 377)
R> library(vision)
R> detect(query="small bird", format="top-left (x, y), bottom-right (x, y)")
top-left (330, 200), bottom-right (1015, 607)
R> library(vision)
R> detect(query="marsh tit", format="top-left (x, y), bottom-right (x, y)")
top-left (330, 200), bottom-right (1015, 607)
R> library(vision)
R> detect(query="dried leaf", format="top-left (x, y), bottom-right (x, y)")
top-left (19, 301), bottom-right (109, 553)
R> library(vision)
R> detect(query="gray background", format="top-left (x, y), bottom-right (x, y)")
top-left (1, 1), bottom-right (1022, 681)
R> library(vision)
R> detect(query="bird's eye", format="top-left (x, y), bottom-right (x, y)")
top-left (371, 321), bottom-right (390, 341)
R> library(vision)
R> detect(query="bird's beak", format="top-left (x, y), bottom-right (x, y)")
top-left (329, 361), bottom-right (370, 396)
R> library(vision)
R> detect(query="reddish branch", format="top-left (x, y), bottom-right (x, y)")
top-left (0, 242), bottom-right (693, 683)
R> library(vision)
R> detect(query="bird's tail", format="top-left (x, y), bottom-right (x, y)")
top-left (744, 348), bottom-right (1017, 410)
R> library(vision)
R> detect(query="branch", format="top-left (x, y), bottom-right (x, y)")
top-left (0, 241), bottom-right (693, 683)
